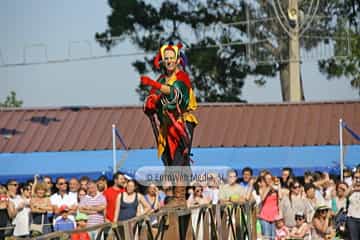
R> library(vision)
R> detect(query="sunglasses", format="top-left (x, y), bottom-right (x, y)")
top-left (58, 182), bottom-right (67, 185)
top-left (292, 185), bottom-right (300, 189)
top-left (9, 183), bottom-right (18, 187)
top-left (295, 216), bottom-right (304, 221)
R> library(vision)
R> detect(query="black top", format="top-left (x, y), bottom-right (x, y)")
top-left (118, 193), bottom-right (138, 221)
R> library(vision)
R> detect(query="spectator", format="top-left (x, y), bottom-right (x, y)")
top-left (187, 183), bottom-right (210, 207)
top-left (103, 172), bottom-right (126, 222)
top-left (43, 176), bottom-right (54, 196)
top-left (78, 188), bottom-right (87, 203)
top-left (281, 167), bottom-right (294, 189)
top-left (207, 173), bottom-right (220, 204)
top-left (343, 168), bottom-right (353, 187)
top-left (78, 181), bottom-right (106, 238)
top-left (30, 182), bottom-right (52, 236)
top-left (6, 179), bottom-right (23, 235)
top-left (312, 205), bottom-right (334, 240)
top-left (159, 181), bottom-right (173, 206)
top-left (346, 170), bottom-right (360, 240)
top-left (69, 178), bottom-right (80, 202)
top-left (80, 176), bottom-right (90, 191)
top-left (50, 177), bottom-right (77, 222)
top-left (13, 184), bottom-right (31, 237)
top-left (219, 169), bottom-right (247, 204)
top-left (0, 185), bottom-right (16, 239)
top-left (274, 215), bottom-right (289, 240)
top-left (96, 175), bottom-right (108, 193)
top-left (144, 183), bottom-right (161, 227)
top-left (258, 172), bottom-right (280, 240)
top-left (54, 205), bottom-right (76, 231)
top-left (303, 183), bottom-right (318, 222)
top-left (114, 180), bottom-right (151, 221)
top-left (144, 183), bottom-right (160, 211)
top-left (304, 171), bottom-right (314, 184)
top-left (71, 213), bottom-right (91, 240)
top-left (198, 175), bottom-right (212, 202)
top-left (280, 180), bottom-right (307, 228)
top-left (240, 167), bottom-right (253, 190)
top-left (289, 212), bottom-right (310, 240)
top-left (333, 181), bottom-right (348, 213)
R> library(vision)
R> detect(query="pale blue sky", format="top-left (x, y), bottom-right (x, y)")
top-left (0, 0), bottom-right (358, 107)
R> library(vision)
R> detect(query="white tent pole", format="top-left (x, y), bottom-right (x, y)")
top-left (339, 118), bottom-right (344, 181)
top-left (112, 124), bottom-right (117, 174)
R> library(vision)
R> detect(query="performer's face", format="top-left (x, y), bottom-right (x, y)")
top-left (164, 49), bottom-right (178, 73)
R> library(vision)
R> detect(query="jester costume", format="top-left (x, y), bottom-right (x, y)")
top-left (140, 42), bottom-right (198, 206)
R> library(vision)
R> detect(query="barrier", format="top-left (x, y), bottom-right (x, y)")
top-left (20, 202), bottom-right (257, 240)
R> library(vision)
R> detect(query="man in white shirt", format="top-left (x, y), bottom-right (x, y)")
top-left (50, 177), bottom-right (77, 223)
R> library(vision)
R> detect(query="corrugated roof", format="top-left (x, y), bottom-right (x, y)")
top-left (0, 101), bottom-right (359, 153)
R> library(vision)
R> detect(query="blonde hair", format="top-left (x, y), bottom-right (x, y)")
top-left (0, 185), bottom-right (7, 195)
top-left (34, 182), bottom-right (48, 193)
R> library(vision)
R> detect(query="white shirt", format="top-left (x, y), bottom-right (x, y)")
top-left (50, 192), bottom-right (77, 224)
top-left (348, 191), bottom-right (360, 219)
top-left (10, 195), bottom-right (31, 236)
top-left (50, 192), bottom-right (77, 207)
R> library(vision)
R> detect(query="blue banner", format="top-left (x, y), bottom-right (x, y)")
top-left (342, 122), bottom-right (360, 141)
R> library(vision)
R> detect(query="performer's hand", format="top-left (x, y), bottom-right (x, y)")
top-left (144, 94), bottom-right (160, 114)
top-left (140, 76), bottom-right (162, 90)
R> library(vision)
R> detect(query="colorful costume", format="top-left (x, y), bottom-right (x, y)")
top-left (141, 42), bottom-right (198, 167)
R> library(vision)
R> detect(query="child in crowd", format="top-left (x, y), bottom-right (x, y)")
top-left (275, 216), bottom-right (289, 240)
top-left (71, 213), bottom-right (90, 240)
top-left (289, 212), bottom-right (311, 240)
top-left (54, 205), bottom-right (76, 231)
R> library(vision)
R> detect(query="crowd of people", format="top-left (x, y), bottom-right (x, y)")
top-left (0, 166), bottom-right (360, 240)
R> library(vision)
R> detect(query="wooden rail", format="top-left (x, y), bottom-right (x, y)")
top-left (26, 202), bottom-right (257, 240)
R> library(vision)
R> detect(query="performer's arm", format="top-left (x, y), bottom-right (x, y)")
top-left (141, 76), bottom-right (171, 95)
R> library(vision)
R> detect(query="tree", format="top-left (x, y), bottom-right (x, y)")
top-left (318, 0), bottom-right (360, 94)
top-left (95, 0), bottom-right (346, 102)
top-left (0, 91), bottom-right (23, 108)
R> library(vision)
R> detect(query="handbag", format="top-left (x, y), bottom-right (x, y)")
top-left (30, 213), bottom-right (45, 234)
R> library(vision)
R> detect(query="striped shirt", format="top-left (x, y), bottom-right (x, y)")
top-left (79, 193), bottom-right (106, 226)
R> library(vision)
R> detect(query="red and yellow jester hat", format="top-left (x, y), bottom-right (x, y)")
top-left (153, 42), bottom-right (183, 69)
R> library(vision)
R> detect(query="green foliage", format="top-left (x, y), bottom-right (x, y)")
top-left (95, 0), bottom-right (357, 101)
top-left (318, 0), bottom-right (360, 94)
top-left (0, 91), bottom-right (23, 108)
top-left (319, 33), bottom-right (360, 93)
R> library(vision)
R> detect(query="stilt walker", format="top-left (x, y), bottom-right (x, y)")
top-left (140, 42), bottom-right (198, 207)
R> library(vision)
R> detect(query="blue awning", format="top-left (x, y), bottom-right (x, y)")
top-left (0, 145), bottom-right (359, 183)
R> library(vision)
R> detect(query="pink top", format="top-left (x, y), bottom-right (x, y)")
top-left (275, 226), bottom-right (289, 240)
top-left (259, 192), bottom-right (279, 222)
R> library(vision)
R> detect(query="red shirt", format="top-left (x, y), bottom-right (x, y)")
top-left (103, 186), bottom-right (125, 222)
top-left (71, 232), bottom-right (90, 240)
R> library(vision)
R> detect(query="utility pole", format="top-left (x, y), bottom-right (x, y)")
top-left (288, 0), bottom-right (302, 101)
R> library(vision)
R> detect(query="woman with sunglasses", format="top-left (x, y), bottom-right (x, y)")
top-left (13, 184), bottom-right (32, 237)
top-left (187, 184), bottom-right (210, 207)
top-left (312, 205), bottom-right (335, 240)
top-left (289, 212), bottom-right (310, 239)
top-left (280, 180), bottom-right (307, 228)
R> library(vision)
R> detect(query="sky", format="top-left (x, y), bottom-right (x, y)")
top-left (0, 0), bottom-right (359, 107)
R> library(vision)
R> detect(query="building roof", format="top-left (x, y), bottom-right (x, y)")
top-left (0, 101), bottom-right (359, 153)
